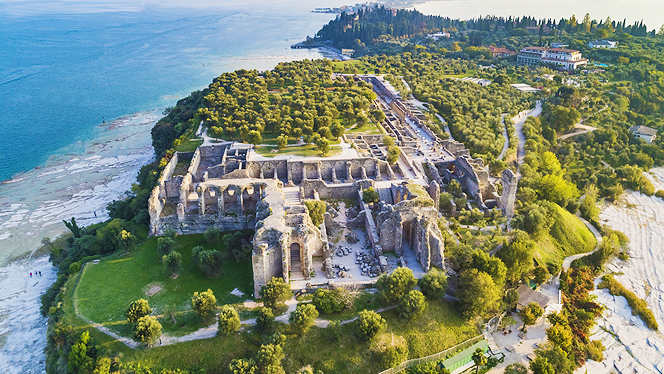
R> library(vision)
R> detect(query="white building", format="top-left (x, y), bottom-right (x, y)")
top-left (517, 46), bottom-right (588, 70)
top-left (589, 39), bottom-right (618, 48)
top-left (630, 125), bottom-right (658, 144)
top-left (551, 42), bottom-right (569, 48)
top-left (426, 32), bottom-right (450, 40)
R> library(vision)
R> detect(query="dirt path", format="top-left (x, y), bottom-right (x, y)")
top-left (561, 216), bottom-right (603, 270)
top-left (514, 101), bottom-right (543, 168)
top-left (557, 122), bottom-right (597, 141)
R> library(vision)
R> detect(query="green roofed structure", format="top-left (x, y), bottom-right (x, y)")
top-left (441, 340), bottom-right (489, 372)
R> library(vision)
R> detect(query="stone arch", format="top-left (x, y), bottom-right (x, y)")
top-left (247, 162), bottom-right (260, 178)
top-left (289, 242), bottom-right (301, 272)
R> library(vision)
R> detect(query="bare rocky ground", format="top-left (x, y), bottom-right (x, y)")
top-left (0, 256), bottom-right (57, 374)
top-left (578, 167), bottom-right (664, 373)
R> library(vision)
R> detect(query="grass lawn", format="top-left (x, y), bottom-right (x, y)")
top-left (74, 233), bottom-right (254, 337)
top-left (283, 298), bottom-right (478, 373)
top-left (535, 203), bottom-right (597, 268)
top-left (60, 272), bottom-right (132, 355)
top-left (348, 121), bottom-right (384, 134)
top-left (174, 139), bottom-right (203, 153)
top-left (254, 144), bottom-right (342, 158)
top-left (118, 297), bottom-right (478, 373)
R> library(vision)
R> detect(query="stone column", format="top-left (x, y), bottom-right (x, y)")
top-left (331, 165), bottom-right (339, 183)
top-left (177, 202), bottom-right (185, 222)
top-left (260, 166), bottom-right (264, 179)
top-left (376, 162), bottom-right (382, 180)
top-left (254, 184), bottom-right (261, 201)
top-left (346, 161), bottom-right (354, 183)
top-left (360, 166), bottom-right (368, 180)
top-left (430, 180), bottom-right (440, 212)
top-left (387, 164), bottom-right (396, 180)
top-left (395, 223), bottom-right (403, 257)
top-left (197, 185), bottom-right (206, 215)
top-left (217, 187), bottom-right (224, 218)
top-left (302, 164), bottom-right (308, 181)
top-left (316, 162), bottom-right (322, 180)
top-left (237, 186), bottom-right (244, 213)
top-left (273, 167), bottom-right (278, 180)
top-left (287, 162), bottom-right (294, 186)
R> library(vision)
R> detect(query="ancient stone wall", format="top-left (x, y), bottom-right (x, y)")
top-left (300, 179), bottom-right (371, 200)
top-left (162, 152), bottom-right (179, 181)
top-left (499, 168), bottom-right (518, 218)
top-left (164, 176), bottom-right (184, 199)
top-left (252, 228), bottom-right (287, 296)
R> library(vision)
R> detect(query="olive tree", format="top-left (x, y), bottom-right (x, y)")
top-left (191, 289), bottom-right (217, 320)
top-left (289, 304), bottom-right (319, 335)
top-left (134, 315), bottom-right (162, 346)
top-left (218, 305), bottom-right (241, 335)
top-left (356, 310), bottom-right (386, 341)
top-left (259, 277), bottom-right (292, 309)
top-left (125, 299), bottom-right (152, 323)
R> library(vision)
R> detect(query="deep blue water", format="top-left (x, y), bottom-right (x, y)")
top-left (0, 2), bottom-right (340, 181)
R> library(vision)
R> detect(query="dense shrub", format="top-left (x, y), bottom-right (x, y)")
top-left (599, 274), bottom-right (658, 330)
top-left (304, 200), bottom-right (326, 226)
top-left (417, 268), bottom-right (448, 299)
top-left (397, 290), bottom-right (427, 320)
top-left (260, 277), bottom-right (292, 309)
top-left (289, 304), bottom-right (319, 335)
top-left (204, 227), bottom-right (222, 243)
top-left (376, 267), bottom-right (417, 303)
top-left (656, 190), bottom-right (664, 199)
top-left (312, 288), bottom-right (350, 314)
top-left (586, 340), bottom-right (605, 362)
top-left (218, 305), bottom-right (241, 335)
top-left (157, 237), bottom-right (176, 255)
top-left (362, 187), bottom-right (380, 204)
top-left (191, 246), bottom-right (224, 277)
top-left (355, 310), bottom-right (386, 341)
top-left (162, 250), bottom-right (182, 276)
top-left (125, 299), bottom-right (152, 323)
top-left (456, 269), bottom-right (501, 319)
top-left (406, 362), bottom-right (450, 374)
top-left (134, 315), bottom-right (162, 346)
top-left (371, 334), bottom-right (408, 370)
top-left (504, 363), bottom-right (528, 374)
top-left (191, 289), bottom-right (217, 320)
top-left (256, 307), bottom-right (275, 334)
top-left (520, 302), bottom-right (544, 325)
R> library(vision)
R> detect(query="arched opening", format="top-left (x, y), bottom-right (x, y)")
top-left (290, 243), bottom-right (302, 278)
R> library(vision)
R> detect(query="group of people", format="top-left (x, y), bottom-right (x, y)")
top-left (30, 271), bottom-right (42, 277)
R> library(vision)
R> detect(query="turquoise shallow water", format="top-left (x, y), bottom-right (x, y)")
top-left (0, 3), bottom-right (339, 181)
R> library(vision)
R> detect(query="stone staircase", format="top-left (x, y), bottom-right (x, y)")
top-left (484, 331), bottom-right (500, 354)
top-left (283, 187), bottom-right (301, 206)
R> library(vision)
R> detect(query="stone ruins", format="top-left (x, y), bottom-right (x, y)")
top-left (148, 74), bottom-right (516, 296)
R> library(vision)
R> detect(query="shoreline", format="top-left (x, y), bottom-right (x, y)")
top-left (0, 110), bottom-right (160, 266)
top-left (0, 255), bottom-right (57, 374)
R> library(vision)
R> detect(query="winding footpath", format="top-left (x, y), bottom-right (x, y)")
top-left (561, 216), bottom-right (603, 270)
